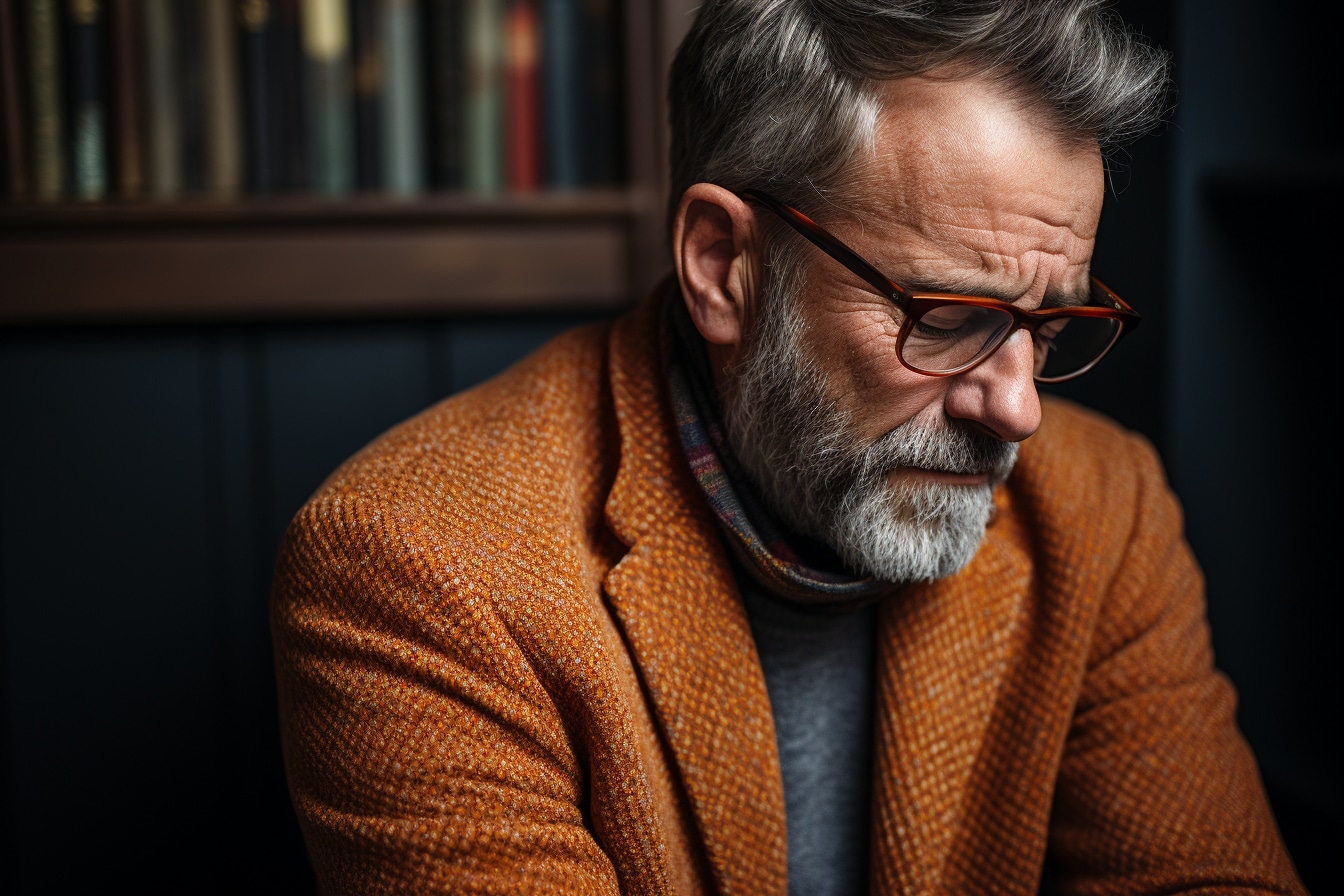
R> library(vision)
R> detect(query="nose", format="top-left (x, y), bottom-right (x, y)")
top-left (942, 328), bottom-right (1042, 442)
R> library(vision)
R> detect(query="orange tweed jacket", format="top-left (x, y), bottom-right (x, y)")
top-left (270, 285), bottom-right (1305, 895)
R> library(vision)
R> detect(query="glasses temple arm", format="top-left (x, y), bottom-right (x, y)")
top-left (739, 189), bottom-right (911, 309)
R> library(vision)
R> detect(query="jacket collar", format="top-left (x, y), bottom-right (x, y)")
top-left (602, 280), bottom-right (789, 895)
top-left (601, 279), bottom-right (1033, 893)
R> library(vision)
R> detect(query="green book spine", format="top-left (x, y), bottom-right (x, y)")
top-left (464, 0), bottom-right (503, 195)
top-left (301, 0), bottom-right (354, 196)
top-left (25, 0), bottom-right (64, 199)
top-left (140, 0), bottom-right (180, 197)
top-left (380, 0), bottom-right (424, 196)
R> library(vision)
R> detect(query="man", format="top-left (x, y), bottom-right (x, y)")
top-left (270, 1), bottom-right (1306, 893)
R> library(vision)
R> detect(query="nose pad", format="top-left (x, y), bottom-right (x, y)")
top-left (944, 328), bottom-right (1042, 443)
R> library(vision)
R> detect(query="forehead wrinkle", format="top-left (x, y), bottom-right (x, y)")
top-left (859, 218), bottom-right (1090, 300)
top-left (924, 210), bottom-right (1094, 291)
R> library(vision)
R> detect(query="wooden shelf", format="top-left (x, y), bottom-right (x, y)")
top-left (0, 189), bottom-right (670, 326)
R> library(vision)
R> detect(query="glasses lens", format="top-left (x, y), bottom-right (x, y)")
top-left (902, 304), bottom-right (1016, 374)
top-left (1033, 315), bottom-right (1122, 382)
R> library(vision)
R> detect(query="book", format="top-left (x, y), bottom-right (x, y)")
top-left (463, 0), bottom-right (503, 195)
top-left (236, 0), bottom-right (278, 193)
top-left (504, 0), bottom-right (539, 192)
top-left (0, 0), bottom-right (27, 197)
top-left (25, 0), bottom-right (64, 199)
top-left (63, 0), bottom-right (108, 200)
top-left (540, 0), bottom-right (581, 190)
top-left (580, 0), bottom-right (620, 186)
top-left (140, 0), bottom-right (180, 197)
top-left (301, 0), bottom-right (354, 196)
top-left (380, 0), bottom-right (424, 196)
top-left (274, 0), bottom-right (306, 192)
top-left (348, 0), bottom-right (383, 191)
top-left (175, 0), bottom-right (206, 193)
top-left (107, 0), bottom-right (143, 198)
top-left (424, 0), bottom-right (465, 191)
top-left (202, 0), bottom-right (242, 196)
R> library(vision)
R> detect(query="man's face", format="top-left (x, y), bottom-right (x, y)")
top-left (721, 74), bottom-right (1105, 584)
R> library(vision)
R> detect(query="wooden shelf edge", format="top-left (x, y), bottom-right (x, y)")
top-left (0, 188), bottom-right (663, 232)
top-left (1, 221), bottom-right (649, 325)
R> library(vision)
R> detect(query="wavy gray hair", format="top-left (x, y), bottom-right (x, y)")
top-left (667, 0), bottom-right (1172, 231)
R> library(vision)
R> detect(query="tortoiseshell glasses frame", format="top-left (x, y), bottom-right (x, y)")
top-left (740, 189), bottom-right (1141, 383)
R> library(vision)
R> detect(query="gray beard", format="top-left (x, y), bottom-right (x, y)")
top-left (719, 286), bottom-right (1019, 585)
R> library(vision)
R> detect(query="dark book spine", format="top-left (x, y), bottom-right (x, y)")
top-left (580, 0), bottom-right (620, 186)
top-left (236, 0), bottom-right (276, 193)
top-left (275, 0), bottom-right (305, 192)
top-left (301, 0), bottom-right (354, 196)
top-left (202, 0), bottom-right (242, 195)
top-left (379, 0), bottom-right (423, 196)
top-left (424, 0), bottom-right (464, 191)
top-left (140, 0), bottom-right (179, 197)
top-left (63, 0), bottom-right (106, 200)
top-left (540, 0), bottom-right (579, 190)
top-left (0, 0), bottom-right (28, 197)
top-left (348, 0), bottom-right (382, 191)
top-left (24, 0), bottom-right (64, 199)
top-left (504, 0), bottom-right (539, 192)
top-left (107, 0), bottom-right (142, 198)
top-left (175, 0), bottom-right (205, 193)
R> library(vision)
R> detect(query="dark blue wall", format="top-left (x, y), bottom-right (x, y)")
top-left (1165, 1), bottom-right (1342, 891)
top-left (0, 315), bottom-right (601, 893)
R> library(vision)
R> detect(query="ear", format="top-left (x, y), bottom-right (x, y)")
top-left (671, 183), bottom-right (760, 366)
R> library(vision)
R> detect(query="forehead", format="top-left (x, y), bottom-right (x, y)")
top-left (845, 73), bottom-right (1104, 296)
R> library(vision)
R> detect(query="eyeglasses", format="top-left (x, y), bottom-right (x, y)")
top-left (740, 189), bottom-right (1140, 383)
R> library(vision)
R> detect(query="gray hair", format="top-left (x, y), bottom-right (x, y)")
top-left (667, 0), bottom-right (1172, 231)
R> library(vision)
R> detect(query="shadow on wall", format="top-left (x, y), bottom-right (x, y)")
top-left (0, 312), bottom-right (606, 894)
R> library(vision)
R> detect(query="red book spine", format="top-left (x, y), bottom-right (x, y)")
top-left (505, 0), bottom-right (540, 192)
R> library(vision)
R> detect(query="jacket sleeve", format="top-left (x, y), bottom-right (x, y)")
top-left (269, 495), bottom-right (622, 896)
top-left (1046, 430), bottom-right (1306, 895)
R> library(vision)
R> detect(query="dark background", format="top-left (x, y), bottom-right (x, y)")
top-left (2, 0), bottom-right (1340, 893)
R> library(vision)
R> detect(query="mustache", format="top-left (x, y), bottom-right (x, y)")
top-left (860, 419), bottom-right (1019, 484)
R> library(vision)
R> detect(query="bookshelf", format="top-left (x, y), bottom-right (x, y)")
top-left (0, 0), bottom-right (690, 324)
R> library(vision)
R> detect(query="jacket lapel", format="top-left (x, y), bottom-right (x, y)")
top-left (869, 492), bottom-right (1034, 893)
top-left (601, 289), bottom-right (788, 896)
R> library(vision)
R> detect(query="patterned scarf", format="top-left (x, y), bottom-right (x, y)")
top-left (660, 293), bottom-right (898, 610)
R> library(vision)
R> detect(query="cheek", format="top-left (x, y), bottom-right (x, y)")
top-left (810, 309), bottom-right (946, 442)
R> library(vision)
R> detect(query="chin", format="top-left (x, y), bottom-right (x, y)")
top-left (830, 479), bottom-right (996, 584)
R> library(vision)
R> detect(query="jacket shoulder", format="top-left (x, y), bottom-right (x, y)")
top-left (1013, 395), bottom-right (1173, 529)
top-left (272, 319), bottom-right (622, 613)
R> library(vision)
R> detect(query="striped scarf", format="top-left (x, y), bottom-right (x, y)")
top-left (661, 293), bottom-right (896, 610)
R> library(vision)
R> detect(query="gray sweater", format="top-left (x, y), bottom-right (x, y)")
top-left (742, 584), bottom-right (878, 896)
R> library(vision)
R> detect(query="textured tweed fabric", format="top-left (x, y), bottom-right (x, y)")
top-left (270, 280), bottom-right (1306, 895)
